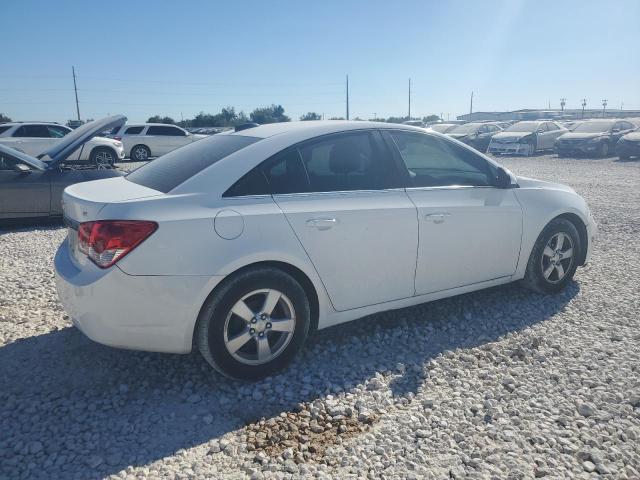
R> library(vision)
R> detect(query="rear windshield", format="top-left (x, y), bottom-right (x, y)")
top-left (126, 134), bottom-right (260, 193)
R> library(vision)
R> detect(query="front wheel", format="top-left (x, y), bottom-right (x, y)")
top-left (196, 267), bottom-right (310, 380)
top-left (522, 218), bottom-right (581, 294)
top-left (89, 147), bottom-right (116, 168)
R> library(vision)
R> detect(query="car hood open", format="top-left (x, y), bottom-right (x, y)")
top-left (39, 115), bottom-right (127, 167)
top-left (0, 143), bottom-right (48, 170)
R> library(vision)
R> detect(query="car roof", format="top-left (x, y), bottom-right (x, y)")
top-left (1, 122), bottom-right (66, 126)
top-left (231, 120), bottom-right (423, 140)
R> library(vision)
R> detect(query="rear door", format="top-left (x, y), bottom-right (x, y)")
top-left (0, 150), bottom-right (50, 218)
top-left (385, 130), bottom-right (522, 295)
top-left (8, 124), bottom-right (57, 156)
top-left (269, 130), bottom-right (418, 311)
top-left (145, 125), bottom-right (189, 155)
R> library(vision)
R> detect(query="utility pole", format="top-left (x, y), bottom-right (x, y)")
top-left (560, 98), bottom-right (566, 113)
top-left (470, 91), bottom-right (474, 115)
top-left (408, 78), bottom-right (411, 119)
top-left (581, 98), bottom-right (587, 118)
top-left (345, 75), bottom-right (350, 120)
top-left (602, 99), bottom-right (607, 118)
top-left (72, 66), bottom-right (80, 121)
top-left (548, 100), bottom-right (551, 109)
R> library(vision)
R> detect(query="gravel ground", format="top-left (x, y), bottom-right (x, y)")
top-left (1, 155), bottom-right (639, 479)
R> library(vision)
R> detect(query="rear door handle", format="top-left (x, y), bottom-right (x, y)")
top-left (424, 212), bottom-right (451, 224)
top-left (306, 218), bottom-right (337, 230)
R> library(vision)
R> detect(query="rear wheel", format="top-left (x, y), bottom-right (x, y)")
top-left (522, 218), bottom-right (581, 294)
top-left (196, 267), bottom-right (310, 380)
top-left (130, 145), bottom-right (151, 162)
top-left (89, 147), bottom-right (116, 168)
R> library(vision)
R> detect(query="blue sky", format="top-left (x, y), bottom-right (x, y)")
top-left (2, 0), bottom-right (639, 123)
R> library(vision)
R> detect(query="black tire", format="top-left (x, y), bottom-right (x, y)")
top-left (89, 147), bottom-right (116, 167)
top-left (196, 267), bottom-right (310, 381)
top-left (130, 144), bottom-right (151, 162)
top-left (596, 141), bottom-right (609, 157)
top-left (521, 218), bottom-right (582, 294)
top-left (618, 154), bottom-right (630, 161)
top-left (557, 151), bottom-right (568, 158)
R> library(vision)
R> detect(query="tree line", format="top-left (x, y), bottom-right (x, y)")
top-left (147, 106), bottom-right (441, 127)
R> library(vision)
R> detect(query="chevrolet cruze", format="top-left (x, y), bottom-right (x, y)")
top-left (55, 120), bottom-right (596, 380)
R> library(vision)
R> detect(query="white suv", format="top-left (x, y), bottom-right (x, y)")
top-left (0, 122), bottom-right (125, 166)
top-left (109, 123), bottom-right (207, 161)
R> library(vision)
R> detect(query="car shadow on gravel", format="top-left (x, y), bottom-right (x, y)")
top-left (0, 281), bottom-right (579, 478)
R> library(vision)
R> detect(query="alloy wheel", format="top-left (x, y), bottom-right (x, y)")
top-left (133, 147), bottom-right (148, 161)
top-left (223, 289), bottom-right (296, 365)
top-left (541, 232), bottom-right (574, 283)
top-left (95, 150), bottom-right (114, 168)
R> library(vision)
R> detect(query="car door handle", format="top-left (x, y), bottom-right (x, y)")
top-left (424, 213), bottom-right (451, 224)
top-left (306, 218), bottom-right (337, 230)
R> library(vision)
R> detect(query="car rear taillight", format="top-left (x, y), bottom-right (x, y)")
top-left (77, 220), bottom-right (157, 268)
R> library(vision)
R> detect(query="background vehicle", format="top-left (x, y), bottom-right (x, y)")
top-left (0, 122), bottom-right (124, 166)
top-left (402, 120), bottom-right (425, 127)
top-left (555, 119), bottom-right (636, 157)
top-left (109, 123), bottom-right (207, 161)
top-left (488, 120), bottom-right (567, 156)
top-left (55, 121), bottom-right (595, 380)
top-left (445, 122), bottom-right (503, 152)
top-left (615, 128), bottom-right (640, 159)
top-left (429, 123), bottom-right (459, 133)
top-left (0, 116), bottom-right (126, 220)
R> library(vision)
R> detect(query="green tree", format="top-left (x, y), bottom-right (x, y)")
top-left (300, 112), bottom-right (321, 121)
top-left (0, 113), bottom-right (12, 123)
top-left (423, 115), bottom-right (440, 123)
top-left (250, 104), bottom-right (290, 124)
top-left (328, 116), bottom-right (345, 120)
top-left (147, 115), bottom-right (176, 124)
top-left (385, 116), bottom-right (409, 124)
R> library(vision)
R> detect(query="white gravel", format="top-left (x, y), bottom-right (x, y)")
top-left (1, 155), bottom-right (639, 479)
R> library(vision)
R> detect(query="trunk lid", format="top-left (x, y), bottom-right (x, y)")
top-left (62, 176), bottom-right (163, 223)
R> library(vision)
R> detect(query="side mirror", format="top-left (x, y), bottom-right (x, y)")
top-left (495, 167), bottom-right (511, 188)
top-left (536, 129), bottom-right (544, 134)
top-left (611, 128), bottom-right (620, 133)
top-left (14, 163), bottom-right (32, 174)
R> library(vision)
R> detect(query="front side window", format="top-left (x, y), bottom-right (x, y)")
top-left (388, 131), bottom-right (494, 188)
top-left (146, 126), bottom-right (185, 136)
top-left (13, 125), bottom-right (51, 138)
top-left (47, 125), bottom-right (70, 138)
top-left (0, 152), bottom-right (19, 170)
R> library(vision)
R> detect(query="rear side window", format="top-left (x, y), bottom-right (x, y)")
top-left (147, 126), bottom-right (185, 136)
top-left (0, 126), bottom-right (12, 135)
top-left (126, 134), bottom-right (260, 193)
top-left (47, 125), bottom-right (70, 138)
top-left (125, 126), bottom-right (144, 135)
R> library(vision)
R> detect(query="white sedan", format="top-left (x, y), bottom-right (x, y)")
top-left (109, 123), bottom-right (207, 161)
top-left (55, 121), bottom-right (596, 380)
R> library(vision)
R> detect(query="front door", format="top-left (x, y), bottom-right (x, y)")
top-left (0, 152), bottom-right (50, 218)
top-left (268, 131), bottom-right (418, 311)
top-left (385, 130), bottom-right (522, 295)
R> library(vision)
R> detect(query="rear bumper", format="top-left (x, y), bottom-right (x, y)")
top-left (54, 238), bottom-right (223, 354)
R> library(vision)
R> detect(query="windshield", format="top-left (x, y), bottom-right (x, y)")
top-left (505, 122), bottom-right (540, 133)
top-left (573, 121), bottom-right (614, 133)
top-left (430, 124), bottom-right (453, 133)
top-left (449, 123), bottom-right (482, 134)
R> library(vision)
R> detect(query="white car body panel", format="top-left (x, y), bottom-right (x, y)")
top-left (54, 121), bottom-right (596, 354)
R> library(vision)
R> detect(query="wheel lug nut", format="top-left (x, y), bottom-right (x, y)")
top-left (259, 332), bottom-right (264, 337)
top-left (251, 318), bottom-right (257, 324)
top-left (250, 328), bottom-right (255, 334)
top-left (266, 323), bottom-right (272, 329)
